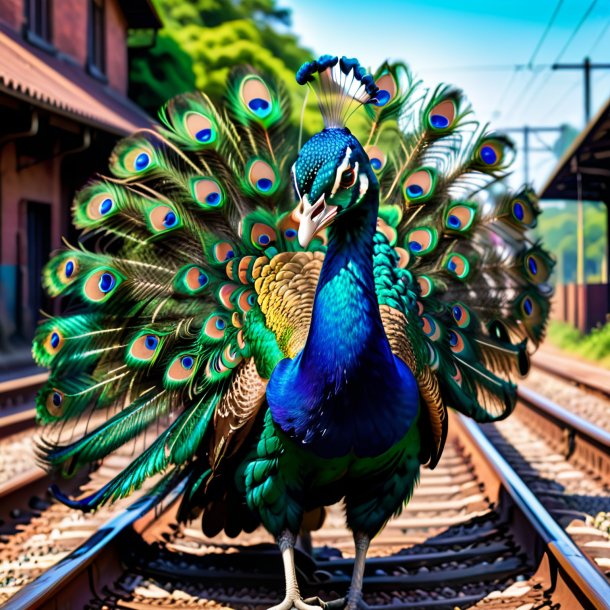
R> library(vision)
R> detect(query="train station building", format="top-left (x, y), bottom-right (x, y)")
top-left (539, 96), bottom-right (610, 333)
top-left (0, 0), bottom-right (160, 368)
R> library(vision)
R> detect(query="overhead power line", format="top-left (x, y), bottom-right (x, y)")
top-left (503, 0), bottom-right (599, 123)
top-left (553, 0), bottom-right (598, 63)
top-left (527, 0), bottom-right (565, 68)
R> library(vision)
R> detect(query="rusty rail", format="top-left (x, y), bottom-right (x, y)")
top-left (454, 413), bottom-right (610, 610)
top-left (1, 472), bottom-right (187, 610)
top-left (0, 371), bottom-right (47, 435)
top-left (517, 385), bottom-right (610, 481)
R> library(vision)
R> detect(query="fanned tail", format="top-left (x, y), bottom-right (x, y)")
top-left (32, 65), bottom-right (301, 515)
top-left (363, 61), bottom-right (553, 463)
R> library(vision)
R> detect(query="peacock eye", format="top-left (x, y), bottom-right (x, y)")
top-left (340, 168), bottom-right (356, 189)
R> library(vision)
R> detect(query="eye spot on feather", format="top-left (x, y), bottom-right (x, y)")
top-left (524, 253), bottom-right (551, 283)
top-left (475, 138), bottom-right (508, 169)
top-left (445, 204), bottom-right (476, 232)
top-left (428, 99), bottom-right (456, 130)
top-left (523, 297), bottom-right (534, 316)
top-left (366, 145), bottom-right (386, 173)
top-left (251, 223), bottom-right (276, 249)
top-left (83, 269), bottom-right (121, 302)
top-left (237, 289), bottom-right (256, 313)
top-left (248, 160), bottom-right (277, 195)
top-left (44, 329), bottom-right (64, 355)
top-left (166, 354), bottom-right (197, 383)
top-left (407, 228), bottom-right (437, 255)
top-left (285, 228), bottom-right (297, 240)
top-left (46, 389), bottom-right (64, 417)
top-left (403, 169), bottom-right (435, 203)
top-left (124, 146), bottom-right (154, 173)
top-left (177, 266), bottom-right (208, 294)
top-left (86, 192), bottom-right (115, 220)
top-left (58, 258), bottom-right (78, 284)
top-left (513, 200), bottom-right (524, 221)
top-left (148, 205), bottom-right (181, 233)
top-left (445, 253), bottom-right (470, 280)
top-left (448, 330), bottom-right (465, 353)
top-left (241, 76), bottom-right (273, 119)
top-left (373, 73), bottom-right (397, 107)
top-left (65, 260), bottom-right (75, 278)
top-left (184, 112), bottom-right (216, 144)
top-left (480, 145), bottom-right (497, 165)
top-left (218, 283), bottom-right (238, 310)
top-left (129, 333), bottom-right (160, 362)
top-left (451, 303), bottom-right (471, 328)
top-left (191, 178), bottom-right (225, 209)
top-left (421, 315), bottom-right (441, 341)
top-left (417, 275), bottom-right (433, 298)
top-left (214, 242), bottom-right (236, 264)
top-left (204, 315), bottom-right (227, 340)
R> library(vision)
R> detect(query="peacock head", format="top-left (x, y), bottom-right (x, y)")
top-left (293, 127), bottom-right (376, 247)
top-left (293, 55), bottom-right (382, 247)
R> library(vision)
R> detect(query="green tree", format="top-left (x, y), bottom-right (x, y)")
top-left (129, 0), bottom-right (320, 130)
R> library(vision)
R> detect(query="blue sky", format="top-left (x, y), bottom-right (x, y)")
top-left (282, 0), bottom-right (610, 188)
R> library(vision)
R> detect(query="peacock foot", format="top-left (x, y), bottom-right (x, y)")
top-left (267, 595), bottom-right (327, 610)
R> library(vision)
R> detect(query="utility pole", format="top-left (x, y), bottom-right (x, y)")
top-left (552, 57), bottom-right (610, 124)
top-left (497, 126), bottom-right (565, 184)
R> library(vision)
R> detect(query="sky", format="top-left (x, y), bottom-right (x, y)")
top-left (281, 0), bottom-right (610, 190)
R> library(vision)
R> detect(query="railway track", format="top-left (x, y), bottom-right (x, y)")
top-left (2, 411), bottom-right (608, 610)
top-left (0, 373), bottom-right (50, 528)
top-left (527, 352), bottom-right (610, 435)
top-left (531, 349), bottom-right (610, 398)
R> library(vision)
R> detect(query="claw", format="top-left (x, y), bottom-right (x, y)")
top-left (304, 596), bottom-right (346, 609)
top-left (268, 597), bottom-right (328, 610)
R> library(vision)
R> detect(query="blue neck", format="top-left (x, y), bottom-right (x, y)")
top-left (266, 181), bottom-right (419, 458)
top-left (300, 184), bottom-right (391, 373)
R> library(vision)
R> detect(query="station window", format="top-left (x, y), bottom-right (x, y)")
top-left (88, 0), bottom-right (106, 79)
top-left (24, 0), bottom-right (53, 47)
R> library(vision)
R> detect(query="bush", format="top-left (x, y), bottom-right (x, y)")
top-left (546, 320), bottom-right (610, 368)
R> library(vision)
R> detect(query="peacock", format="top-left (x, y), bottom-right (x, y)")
top-left (32, 54), bottom-right (553, 610)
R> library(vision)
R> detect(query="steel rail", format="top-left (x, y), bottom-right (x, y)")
top-left (1, 473), bottom-right (187, 610)
top-left (455, 413), bottom-right (610, 610)
top-left (518, 385), bottom-right (610, 450)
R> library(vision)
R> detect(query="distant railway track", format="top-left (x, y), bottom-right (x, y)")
top-left (531, 352), bottom-right (610, 399)
top-left (2, 412), bottom-right (608, 610)
top-left (0, 371), bottom-right (47, 434)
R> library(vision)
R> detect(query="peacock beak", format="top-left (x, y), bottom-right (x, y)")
top-left (297, 193), bottom-right (338, 248)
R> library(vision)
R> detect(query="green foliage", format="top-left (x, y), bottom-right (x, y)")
top-left (533, 201), bottom-right (607, 284)
top-left (547, 320), bottom-right (610, 367)
top-left (129, 0), bottom-right (320, 130)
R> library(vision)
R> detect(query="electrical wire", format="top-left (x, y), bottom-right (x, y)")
top-left (553, 0), bottom-right (599, 64)
top-left (496, 0), bottom-right (564, 120)
top-left (527, 0), bottom-right (565, 68)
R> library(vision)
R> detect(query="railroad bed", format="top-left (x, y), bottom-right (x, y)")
top-left (2, 412), bottom-right (608, 610)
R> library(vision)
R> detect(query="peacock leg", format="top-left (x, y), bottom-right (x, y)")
top-left (345, 532), bottom-right (370, 610)
top-left (269, 530), bottom-right (322, 610)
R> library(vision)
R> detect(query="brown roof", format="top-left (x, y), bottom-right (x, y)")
top-left (539, 96), bottom-right (610, 203)
top-left (0, 25), bottom-right (155, 135)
